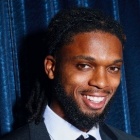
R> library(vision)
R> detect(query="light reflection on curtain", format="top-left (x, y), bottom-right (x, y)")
top-left (0, 0), bottom-right (140, 138)
top-left (112, 0), bottom-right (131, 134)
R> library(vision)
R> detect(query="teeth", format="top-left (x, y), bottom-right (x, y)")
top-left (86, 95), bottom-right (104, 103)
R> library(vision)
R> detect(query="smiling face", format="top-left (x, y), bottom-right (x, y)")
top-left (44, 31), bottom-right (123, 131)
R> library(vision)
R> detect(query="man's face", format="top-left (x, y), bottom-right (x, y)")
top-left (45, 31), bottom-right (123, 131)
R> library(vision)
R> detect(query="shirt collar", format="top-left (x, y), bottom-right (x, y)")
top-left (43, 105), bottom-right (102, 140)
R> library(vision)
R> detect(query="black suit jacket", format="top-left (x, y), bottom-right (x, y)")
top-left (0, 121), bottom-right (140, 140)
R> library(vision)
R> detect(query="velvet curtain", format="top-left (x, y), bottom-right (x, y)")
top-left (0, 0), bottom-right (140, 138)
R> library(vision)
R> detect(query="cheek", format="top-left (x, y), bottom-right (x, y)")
top-left (60, 71), bottom-right (89, 93)
top-left (110, 75), bottom-right (121, 92)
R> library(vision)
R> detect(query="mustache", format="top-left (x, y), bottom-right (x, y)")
top-left (78, 88), bottom-right (111, 94)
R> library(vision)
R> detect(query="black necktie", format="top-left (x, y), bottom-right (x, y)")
top-left (76, 134), bottom-right (96, 140)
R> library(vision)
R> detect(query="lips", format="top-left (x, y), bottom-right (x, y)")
top-left (82, 94), bottom-right (107, 110)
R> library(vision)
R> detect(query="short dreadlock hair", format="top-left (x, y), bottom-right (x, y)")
top-left (44, 7), bottom-right (125, 56)
top-left (27, 7), bottom-right (126, 124)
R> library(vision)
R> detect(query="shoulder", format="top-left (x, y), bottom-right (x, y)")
top-left (0, 121), bottom-right (50, 140)
top-left (0, 124), bottom-right (30, 140)
top-left (106, 124), bottom-right (140, 140)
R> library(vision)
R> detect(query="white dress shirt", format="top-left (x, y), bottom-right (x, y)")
top-left (43, 105), bottom-right (102, 140)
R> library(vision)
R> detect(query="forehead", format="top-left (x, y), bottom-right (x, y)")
top-left (59, 31), bottom-right (123, 63)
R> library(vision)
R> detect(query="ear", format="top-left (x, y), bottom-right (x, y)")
top-left (44, 55), bottom-right (56, 79)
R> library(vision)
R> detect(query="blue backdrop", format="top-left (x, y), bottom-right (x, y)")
top-left (0, 0), bottom-right (140, 138)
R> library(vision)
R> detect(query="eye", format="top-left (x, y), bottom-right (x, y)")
top-left (77, 64), bottom-right (91, 70)
top-left (108, 66), bottom-right (121, 73)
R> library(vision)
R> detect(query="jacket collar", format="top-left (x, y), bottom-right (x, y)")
top-left (29, 121), bottom-right (51, 140)
top-left (29, 121), bottom-right (118, 140)
top-left (99, 123), bottom-right (118, 140)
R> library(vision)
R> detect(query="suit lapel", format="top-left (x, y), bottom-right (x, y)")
top-left (99, 123), bottom-right (118, 140)
top-left (29, 121), bottom-right (51, 140)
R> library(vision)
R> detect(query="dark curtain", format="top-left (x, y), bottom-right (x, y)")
top-left (0, 0), bottom-right (140, 138)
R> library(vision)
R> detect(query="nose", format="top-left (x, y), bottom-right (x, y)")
top-left (88, 67), bottom-right (109, 89)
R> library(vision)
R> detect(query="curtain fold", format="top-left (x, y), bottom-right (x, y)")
top-left (112, 0), bottom-right (131, 134)
top-left (0, 0), bottom-right (26, 135)
top-left (118, 0), bottom-right (140, 136)
top-left (0, 0), bottom-right (140, 138)
top-left (0, 0), bottom-right (15, 135)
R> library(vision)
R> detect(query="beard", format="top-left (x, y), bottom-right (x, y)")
top-left (51, 78), bottom-right (114, 131)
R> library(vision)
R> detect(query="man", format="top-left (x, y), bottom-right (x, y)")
top-left (1, 7), bottom-right (140, 140)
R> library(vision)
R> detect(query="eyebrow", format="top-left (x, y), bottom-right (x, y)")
top-left (72, 55), bottom-right (95, 61)
top-left (113, 59), bottom-right (123, 64)
top-left (71, 55), bottom-right (123, 64)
